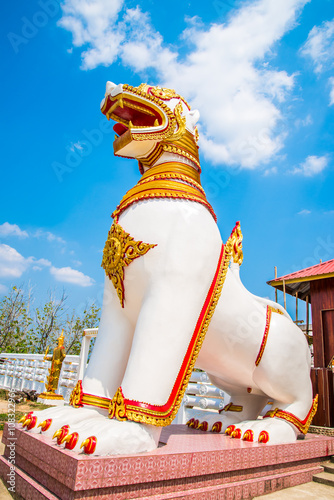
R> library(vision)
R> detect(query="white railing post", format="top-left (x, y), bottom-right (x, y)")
top-left (77, 328), bottom-right (98, 382)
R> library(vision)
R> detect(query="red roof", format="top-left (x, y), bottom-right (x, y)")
top-left (271, 259), bottom-right (334, 283)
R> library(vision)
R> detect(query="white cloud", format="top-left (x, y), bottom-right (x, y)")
top-left (0, 244), bottom-right (51, 278)
top-left (0, 244), bottom-right (31, 278)
top-left (31, 260), bottom-right (52, 271)
top-left (263, 167), bottom-right (278, 176)
top-left (58, 0), bottom-right (125, 69)
top-left (50, 266), bottom-right (94, 287)
top-left (0, 222), bottom-right (28, 238)
top-left (157, 0), bottom-right (306, 168)
top-left (35, 258), bottom-right (52, 267)
top-left (298, 209), bottom-right (311, 215)
top-left (120, 8), bottom-right (176, 73)
top-left (301, 19), bottom-right (334, 105)
top-left (329, 76), bottom-right (334, 106)
top-left (34, 229), bottom-right (66, 245)
top-left (58, 0), bottom-right (309, 168)
top-left (300, 18), bottom-right (334, 73)
top-left (0, 223), bottom-right (67, 246)
top-left (294, 114), bottom-right (313, 128)
top-left (291, 155), bottom-right (328, 176)
top-left (72, 259), bottom-right (82, 267)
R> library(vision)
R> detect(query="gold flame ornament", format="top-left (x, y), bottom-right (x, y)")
top-left (101, 221), bottom-right (156, 307)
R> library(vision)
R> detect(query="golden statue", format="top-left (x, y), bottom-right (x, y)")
top-left (39, 331), bottom-right (66, 402)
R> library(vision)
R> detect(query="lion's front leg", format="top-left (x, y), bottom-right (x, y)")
top-left (21, 277), bottom-right (135, 437)
top-left (74, 238), bottom-right (222, 454)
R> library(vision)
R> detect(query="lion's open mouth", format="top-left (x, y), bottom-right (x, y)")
top-left (101, 83), bottom-right (182, 156)
top-left (113, 122), bottom-right (128, 137)
top-left (102, 93), bottom-right (162, 131)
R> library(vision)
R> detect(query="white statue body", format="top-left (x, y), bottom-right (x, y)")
top-left (22, 82), bottom-right (315, 455)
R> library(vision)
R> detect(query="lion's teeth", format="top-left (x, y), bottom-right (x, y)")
top-left (105, 81), bottom-right (116, 95)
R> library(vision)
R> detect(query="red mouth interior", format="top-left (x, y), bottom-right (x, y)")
top-left (113, 123), bottom-right (128, 137)
top-left (106, 96), bottom-right (161, 136)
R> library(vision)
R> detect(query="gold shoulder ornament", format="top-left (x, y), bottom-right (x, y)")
top-left (101, 221), bottom-right (157, 307)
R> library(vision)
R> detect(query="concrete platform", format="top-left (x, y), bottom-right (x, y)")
top-left (1, 424), bottom-right (334, 499)
top-left (256, 481), bottom-right (334, 499)
top-left (3, 477), bottom-right (334, 500)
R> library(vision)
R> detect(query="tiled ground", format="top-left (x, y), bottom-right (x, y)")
top-left (1, 426), bottom-right (334, 499)
top-left (1, 476), bottom-right (334, 499)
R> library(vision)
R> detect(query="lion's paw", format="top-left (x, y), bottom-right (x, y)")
top-left (52, 418), bottom-right (161, 456)
top-left (19, 405), bottom-right (106, 436)
top-left (226, 418), bottom-right (298, 444)
top-left (187, 413), bottom-right (245, 434)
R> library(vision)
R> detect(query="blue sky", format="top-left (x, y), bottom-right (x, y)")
top-left (1, 0), bottom-right (334, 320)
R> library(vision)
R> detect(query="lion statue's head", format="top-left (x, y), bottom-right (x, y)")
top-left (100, 82), bottom-right (200, 172)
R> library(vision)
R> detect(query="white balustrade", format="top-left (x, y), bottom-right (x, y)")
top-left (0, 353), bottom-right (80, 401)
top-left (0, 329), bottom-right (227, 421)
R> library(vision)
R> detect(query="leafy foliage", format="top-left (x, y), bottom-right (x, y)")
top-left (0, 286), bottom-right (33, 353)
top-left (0, 286), bottom-right (100, 355)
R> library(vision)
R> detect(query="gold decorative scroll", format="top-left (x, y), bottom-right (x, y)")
top-left (69, 380), bottom-right (83, 408)
top-left (101, 222), bottom-right (156, 307)
top-left (109, 387), bottom-right (127, 421)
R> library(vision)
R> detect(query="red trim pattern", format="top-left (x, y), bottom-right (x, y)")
top-left (255, 306), bottom-right (272, 366)
top-left (69, 380), bottom-right (111, 410)
top-left (110, 242), bottom-right (232, 426)
top-left (264, 395), bottom-right (318, 434)
top-left (255, 306), bottom-right (284, 366)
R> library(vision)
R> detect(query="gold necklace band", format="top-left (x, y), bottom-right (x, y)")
top-left (112, 162), bottom-right (216, 221)
top-left (139, 173), bottom-right (205, 196)
top-left (138, 130), bottom-right (200, 171)
top-left (141, 162), bottom-right (201, 184)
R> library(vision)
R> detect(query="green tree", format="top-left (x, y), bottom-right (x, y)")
top-left (0, 287), bottom-right (100, 355)
top-left (34, 291), bottom-right (67, 353)
top-left (0, 286), bottom-right (33, 353)
top-left (64, 304), bottom-right (100, 355)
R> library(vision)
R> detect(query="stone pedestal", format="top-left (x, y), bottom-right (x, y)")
top-left (0, 424), bottom-right (333, 499)
top-left (37, 393), bottom-right (65, 407)
top-left (37, 398), bottom-right (65, 407)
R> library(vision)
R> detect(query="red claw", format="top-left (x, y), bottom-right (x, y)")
top-left (198, 421), bottom-right (208, 431)
top-left (211, 422), bottom-right (222, 433)
top-left (231, 428), bottom-right (242, 439)
top-left (38, 418), bottom-right (52, 432)
top-left (25, 415), bottom-right (37, 430)
top-left (242, 429), bottom-right (254, 442)
top-left (258, 430), bottom-right (269, 443)
top-left (62, 432), bottom-right (79, 450)
top-left (53, 425), bottom-right (70, 445)
top-left (80, 436), bottom-right (97, 454)
top-left (193, 419), bottom-right (200, 429)
top-left (19, 411), bottom-right (34, 426)
top-left (225, 425), bottom-right (236, 436)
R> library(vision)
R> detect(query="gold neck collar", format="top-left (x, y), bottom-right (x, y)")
top-left (138, 130), bottom-right (200, 173)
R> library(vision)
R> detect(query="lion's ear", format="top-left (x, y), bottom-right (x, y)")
top-left (188, 109), bottom-right (200, 129)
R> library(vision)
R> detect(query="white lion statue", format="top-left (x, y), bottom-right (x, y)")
top-left (20, 82), bottom-right (317, 455)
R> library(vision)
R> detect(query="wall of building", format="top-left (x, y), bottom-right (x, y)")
top-left (310, 276), bottom-right (334, 368)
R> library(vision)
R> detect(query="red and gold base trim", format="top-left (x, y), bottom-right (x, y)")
top-left (38, 392), bottom-right (64, 401)
top-left (109, 237), bottom-right (233, 427)
top-left (264, 395), bottom-right (318, 434)
top-left (255, 305), bottom-right (284, 367)
top-left (69, 380), bottom-right (111, 410)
